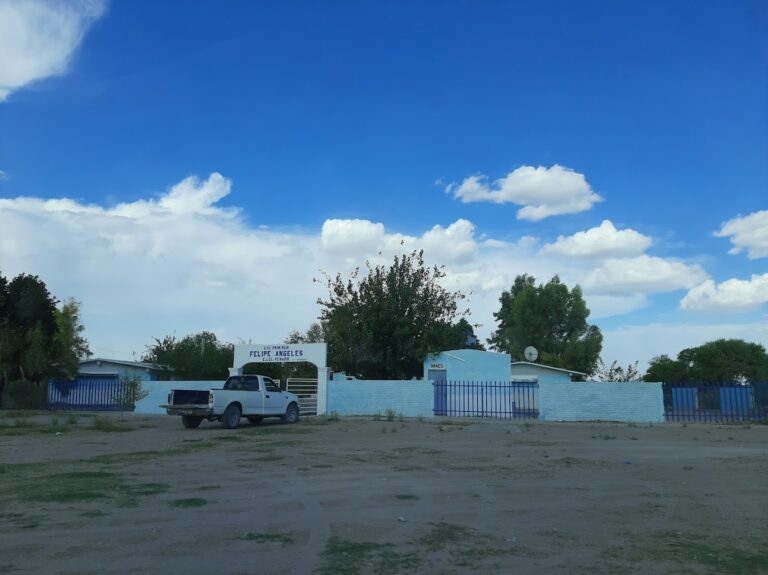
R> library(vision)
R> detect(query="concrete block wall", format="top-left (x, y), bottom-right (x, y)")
top-left (539, 381), bottom-right (664, 423)
top-left (327, 380), bottom-right (434, 418)
top-left (134, 381), bottom-right (221, 415)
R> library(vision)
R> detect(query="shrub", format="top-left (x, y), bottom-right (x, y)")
top-left (2, 381), bottom-right (48, 410)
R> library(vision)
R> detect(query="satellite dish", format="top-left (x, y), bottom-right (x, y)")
top-left (524, 346), bottom-right (538, 362)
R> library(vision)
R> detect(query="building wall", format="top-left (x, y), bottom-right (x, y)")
top-left (78, 362), bottom-right (161, 381)
top-left (424, 350), bottom-right (511, 382)
top-left (538, 381), bottom-right (664, 423)
top-left (510, 364), bottom-right (573, 384)
top-left (134, 381), bottom-right (221, 414)
top-left (327, 380), bottom-right (433, 418)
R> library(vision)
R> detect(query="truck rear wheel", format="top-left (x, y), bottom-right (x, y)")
top-left (181, 415), bottom-right (203, 429)
top-left (221, 404), bottom-right (242, 429)
top-left (281, 403), bottom-right (299, 424)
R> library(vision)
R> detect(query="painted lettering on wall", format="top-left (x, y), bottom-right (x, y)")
top-left (248, 345), bottom-right (305, 363)
top-left (430, 363), bottom-right (444, 369)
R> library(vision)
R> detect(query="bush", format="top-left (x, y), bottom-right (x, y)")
top-left (2, 381), bottom-right (48, 409)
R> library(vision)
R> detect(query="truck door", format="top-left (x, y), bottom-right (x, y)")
top-left (241, 376), bottom-right (264, 414)
top-left (262, 377), bottom-right (285, 415)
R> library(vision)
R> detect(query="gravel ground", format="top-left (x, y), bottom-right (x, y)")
top-left (1, 411), bottom-right (767, 575)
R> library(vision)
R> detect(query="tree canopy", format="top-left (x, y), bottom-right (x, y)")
top-left (142, 331), bottom-right (234, 380)
top-left (318, 250), bottom-right (470, 379)
top-left (488, 274), bottom-right (602, 375)
top-left (645, 339), bottom-right (768, 384)
top-left (0, 270), bottom-right (90, 386)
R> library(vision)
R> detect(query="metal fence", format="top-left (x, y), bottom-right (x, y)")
top-left (662, 382), bottom-right (768, 423)
top-left (48, 378), bottom-right (129, 411)
top-left (434, 380), bottom-right (539, 419)
top-left (285, 377), bottom-right (318, 416)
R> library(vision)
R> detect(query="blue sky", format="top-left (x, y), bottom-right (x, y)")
top-left (1, 0), bottom-right (766, 371)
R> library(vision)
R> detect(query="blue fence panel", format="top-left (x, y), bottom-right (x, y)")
top-left (433, 380), bottom-right (539, 419)
top-left (663, 382), bottom-right (767, 423)
top-left (48, 377), bottom-right (128, 411)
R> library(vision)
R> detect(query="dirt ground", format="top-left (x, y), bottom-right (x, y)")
top-left (1, 411), bottom-right (767, 575)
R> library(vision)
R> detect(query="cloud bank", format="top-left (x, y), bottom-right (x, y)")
top-left (0, 0), bottom-right (106, 102)
top-left (4, 171), bottom-right (758, 373)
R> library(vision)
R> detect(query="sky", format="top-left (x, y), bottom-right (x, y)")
top-left (0, 0), bottom-right (766, 372)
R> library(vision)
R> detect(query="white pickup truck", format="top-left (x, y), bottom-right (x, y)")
top-left (161, 375), bottom-right (300, 429)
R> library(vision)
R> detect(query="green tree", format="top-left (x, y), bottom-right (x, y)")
top-left (142, 331), bottom-right (234, 380)
top-left (318, 250), bottom-right (469, 379)
top-left (2, 273), bottom-right (59, 381)
top-left (645, 339), bottom-right (768, 384)
top-left (282, 322), bottom-right (327, 380)
top-left (53, 298), bottom-right (91, 378)
top-left (435, 318), bottom-right (485, 351)
top-left (489, 274), bottom-right (603, 375)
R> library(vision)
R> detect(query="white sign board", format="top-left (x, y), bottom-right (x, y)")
top-left (233, 343), bottom-right (327, 369)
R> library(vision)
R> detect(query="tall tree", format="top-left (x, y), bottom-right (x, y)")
top-left (645, 339), bottom-right (768, 383)
top-left (53, 298), bottom-right (92, 378)
top-left (1, 273), bottom-right (60, 381)
top-left (142, 331), bottom-right (234, 380)
top-left (318, 250), bottom-right (469, 379)
top-left (489, 274), bottom-right (603, 375)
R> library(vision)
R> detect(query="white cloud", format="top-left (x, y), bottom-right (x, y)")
top-left (320, 217), bottom-right (478, 263)
top-left (541, 220), bottom-right (651, 258)
top-left (715, 210), bottom-right (768, 259)
top-left (681, 274), bottom-right (768, 311)
top-left (0, 0), bottom-right (106, 102)
top-left (421, 219), bottom-right (478, 262)
top-left (0, 169), bottom-right (7, 180)
top-left (584, 255), bottom-right (708, 295)
top-left (447, 165), bottom-right (602, 221)
top-left (320, 219), bottom-right (385, 254)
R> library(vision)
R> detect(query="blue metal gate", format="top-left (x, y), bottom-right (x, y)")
top-left (48, 377), bottom-right (128, 411)
top-left (433, 380), bottom-right (539, 419)
top-left (663, 382), bottom-right (768, 422)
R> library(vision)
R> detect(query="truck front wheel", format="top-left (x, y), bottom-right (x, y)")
top-left (221, 404), bottom-right (242, 429)
top-left (182, 415), bottom-right (203, 429)
top-left (281, 403), bottom-right (299, 424)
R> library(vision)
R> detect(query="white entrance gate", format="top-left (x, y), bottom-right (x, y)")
top-left (230, 343), bottom-right (329, 415)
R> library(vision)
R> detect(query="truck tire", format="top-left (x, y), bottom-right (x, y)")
top-left (221, 404), bottom-right (242, 429)
top-left (247, 416), bottom-right (263, 425)
top-left (281, 403), bottom-right (299, 424)
top-left (181, 415), bottom-right (203, 429)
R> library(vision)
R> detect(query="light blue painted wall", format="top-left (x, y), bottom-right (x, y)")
top-left (134, 381), bottom-right (221, 415)
top-left (78, 361), bottom-right (165, 381)
top-left (539, 381), bottom-right (664, 423)
top-left (424, 349), bottom-right (511, 381)
top-left (510, 364), bottom-right (573, 383)
top-left (327, 380), bottom-right (433, 417)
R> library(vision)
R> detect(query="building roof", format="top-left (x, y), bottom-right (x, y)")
top-left (510, 361), bottom-right (586, 377)
top-left (78, 358), bottom-right (174, 372)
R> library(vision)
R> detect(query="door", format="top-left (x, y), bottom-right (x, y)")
top-left (429, 369), bottom-right (448, 416)
top-left (262, 377), bottom-right (285, 415)
top-left (240, 376), bottom-right (263, 414)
